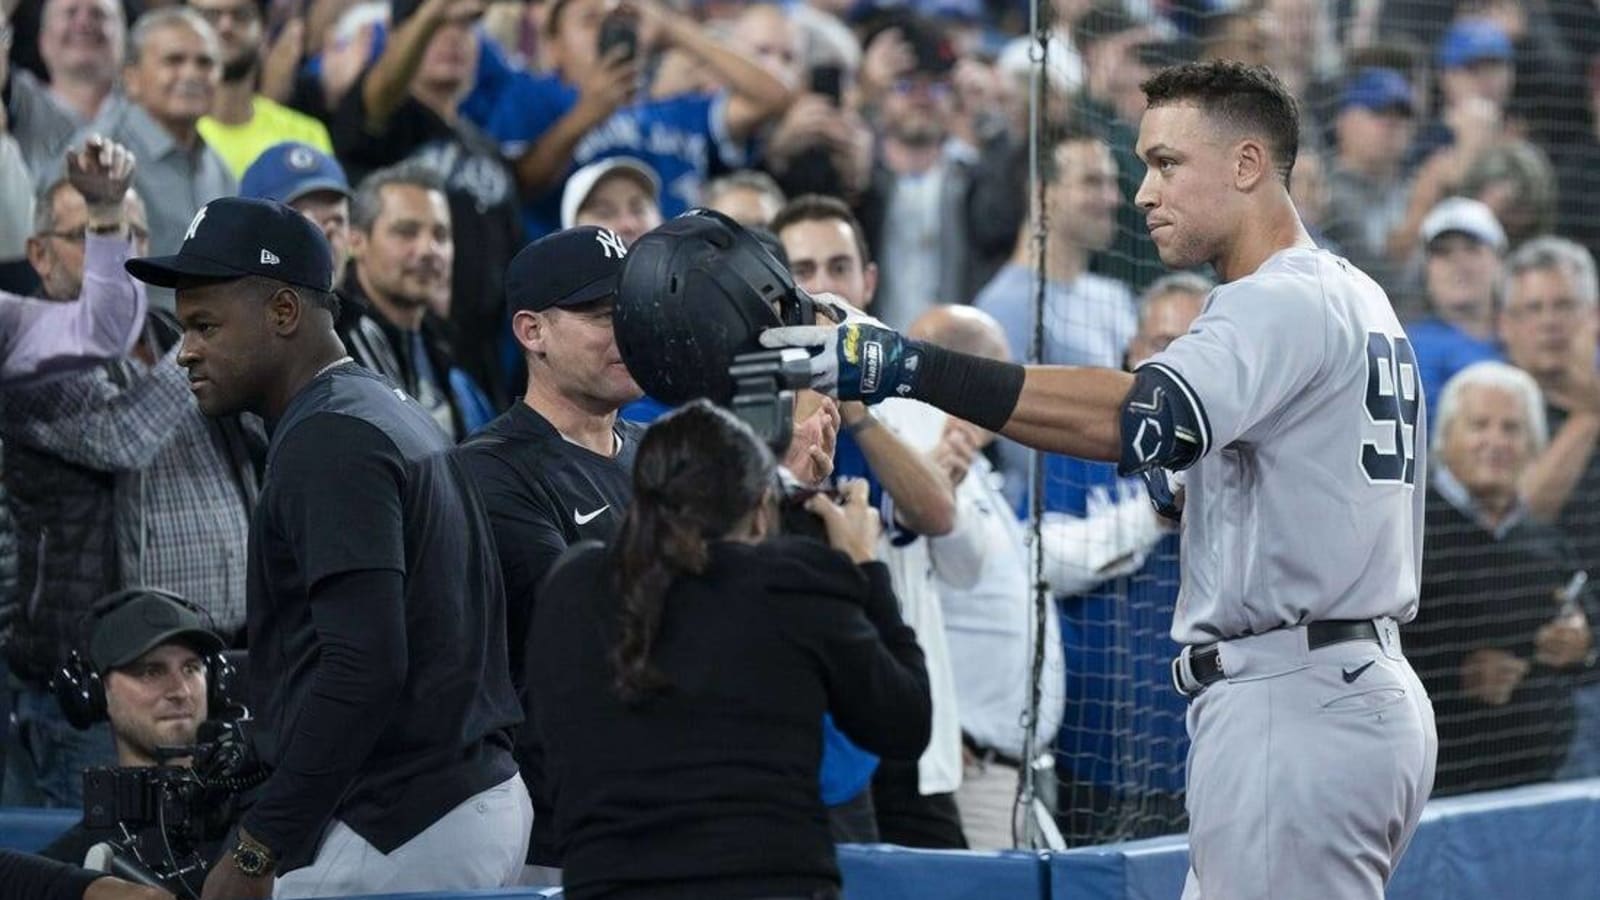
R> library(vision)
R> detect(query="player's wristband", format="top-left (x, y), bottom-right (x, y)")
top-left (904, 341), bottom-right (1024, 433)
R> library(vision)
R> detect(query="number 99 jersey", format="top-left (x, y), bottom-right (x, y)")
top-left (1135, 248), bottom-right (1425, 646)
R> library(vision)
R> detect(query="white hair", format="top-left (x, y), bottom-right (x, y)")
top-left (1432, 360), bottom-right (1549, 456)
top-left (1503, 235), bottom-right (1599, 309)
top-left (126, 7), bottom-right (219, 67)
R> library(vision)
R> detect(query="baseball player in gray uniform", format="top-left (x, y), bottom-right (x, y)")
top-left (764, 60), bottom-right (1437, 898)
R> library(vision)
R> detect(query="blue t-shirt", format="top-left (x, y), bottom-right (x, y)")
top-left (486, 72), bottom-right (750, 239)
top-left (1405, 317), bottom-right (1502, 422)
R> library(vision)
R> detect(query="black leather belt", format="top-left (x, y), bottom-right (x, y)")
top-left (962, 732), bottom-right (1023, 769)
top-left (1172, 619), bottom-right (1382, 699)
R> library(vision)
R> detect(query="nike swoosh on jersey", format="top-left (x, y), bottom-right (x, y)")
top-left (1341, 660), bottom-right (1376, 684)
top-left (574, 505), bottom-right (610, 525)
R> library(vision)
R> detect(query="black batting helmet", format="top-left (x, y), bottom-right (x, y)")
top-left (614, 209), bottom-right (815, 406)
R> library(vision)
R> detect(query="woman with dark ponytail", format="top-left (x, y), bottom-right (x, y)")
top-left (526, 400), bottom-right (932, 900)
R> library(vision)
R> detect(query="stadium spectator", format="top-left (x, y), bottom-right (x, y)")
top-left (189, 0), bottom-right (334, 178)
top-left (526, 400), bottom-right (930, 900)
top-left (761, 7), bottom-right (874, 206)
top-left (855, 14), bottom-right (983, 324)
top-left (909, 304), bottom-right (1064, 850)
top-left (1409, 18), bottom-right (1515, 168)
top-left (0, 847), bottom-right (174, 900)
top-left (1324, 67), bottom-right (1417, 298)
top-left (338, 162), bottom-right (492, 440)
top-left (331, 0), bottom-right (522, 409)
top-left (0, 5), bottom-right (33, 261)
top-left (91, 8), bottom-right (235, 287)
top-left (4, 176), bottom-right (256, 636)
top-left (703, 169), bottom-right (786, 229)
top-left (1410, 361), bottom-right (1592, 796)
top-left (456, 226), bottom-right (645, 876)
top-left (125, 196), bottom-right (529, 898)
top-left (488, 0), bottom-right (793, 236)
top-left (0, 139), bottom-right (147, 388)
top-left (0, 141), bottom-right (154, 809)
top-left (773, 193), bottom-right (964, 848)
top-left (1069, 0), bottom-right (1166, 292)
top-left (239, 142), bottom-right (353, 279)
top-left (1499, 237), bottom-right (1600, 780)
top-left (1406, 197), bottom-right (1508, 420)
top-left (4, 0), bottom-right (130, 181)
top-left (559, 156), bottom-right (662, 247)
top-left (995, 0), bottom-right (1088, 98)
top-left (1457, 139), bottom-right (1559, 249)
top-left (974, 126), bottom-right (1133, 506)
top-left (1048, 274), bottom-right (1204, 844)
top-left (39, 590), bottom-right (231, 882)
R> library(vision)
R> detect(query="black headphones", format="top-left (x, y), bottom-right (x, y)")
top-left (51, 587), bottom-right (235, 731)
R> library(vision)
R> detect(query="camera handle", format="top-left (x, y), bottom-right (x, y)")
top-left (729, 349), bottom-right (812, 455)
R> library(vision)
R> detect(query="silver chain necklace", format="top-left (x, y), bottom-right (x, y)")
top-left (314, 355), bottom-right (354, 380)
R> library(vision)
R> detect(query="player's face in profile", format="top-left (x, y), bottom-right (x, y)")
top-left (538, 299), bottom-right (643, 408)
top-left (1439, 384), bottom-right (1533, 503)
top-left (779, 218), bottom-right (875, 309)
top-left (175, 279), bottom-right (276, 416)
top-left (104, 643), bottom-right (208, 764)
top-left (1135, 104), bottom-right (1234, 271)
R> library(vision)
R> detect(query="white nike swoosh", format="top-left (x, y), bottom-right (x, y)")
top-left (574, 505), bottom-right (610, 525)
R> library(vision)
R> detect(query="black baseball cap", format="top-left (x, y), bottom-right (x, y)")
top-left (506, 225), bottom-right (631, 313)
top-left (90, 592), bottom-right (224, 674)
top-left (125, 196), bottom-right (335, 293)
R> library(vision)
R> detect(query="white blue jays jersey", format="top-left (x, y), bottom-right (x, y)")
top-left (1142, 248), bottom-right (1426, 645)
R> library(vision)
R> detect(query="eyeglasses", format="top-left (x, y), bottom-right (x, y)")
top-left (45, 225), bottom-right (151, 243)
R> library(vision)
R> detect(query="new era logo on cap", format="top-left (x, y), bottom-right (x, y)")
top-left (125, 197), bottom-right (335, 292)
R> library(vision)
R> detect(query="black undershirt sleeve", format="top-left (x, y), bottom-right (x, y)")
top-left (242, 415), bottom-right (410, 858)
top-left (0, 848), bottom-right (107, 900)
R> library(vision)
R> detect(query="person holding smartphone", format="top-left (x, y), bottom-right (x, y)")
top-left (525, 400), bottom-right (931, 900)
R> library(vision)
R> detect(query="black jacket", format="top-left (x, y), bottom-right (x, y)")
top-left (528, 537), bottom-right (930, 900)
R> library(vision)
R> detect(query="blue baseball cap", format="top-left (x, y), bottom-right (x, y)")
top-left (240, 142), bottom-right (352, 206)
top-left (1341, 68), bottom-right (1414, 115)
top-left (1438, 19), bottom-right (1513, 70)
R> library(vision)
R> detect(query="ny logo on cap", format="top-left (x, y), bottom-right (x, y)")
top-left (595, 228), bottom-right (628, 260)
top-left (260, 249), bottom-right (280, 265)
top-left (184, 206), bottom-right (208, 242)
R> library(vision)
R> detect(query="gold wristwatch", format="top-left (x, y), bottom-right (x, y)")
top-left (231, 829), bottom-right (277, 877)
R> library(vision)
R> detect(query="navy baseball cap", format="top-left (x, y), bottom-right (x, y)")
top-left (1438, 19), bottom-right (1512, 70)
top-left (1342, 68), bottom-right (1414, 115)
top-left (126, 197), bottom-right (336, 292)
top-left (241, 142), bottom-right (351, 205)
top-left (506, 225), bottom-right (631, 313)
top-left (90, 592), bottom-right (223, 674)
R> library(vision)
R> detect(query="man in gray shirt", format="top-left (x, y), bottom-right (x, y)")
top-left (85, 7), bottom-right (234, 305)
top-left (768, 60), bottom-right (1437, 900)
top-left (5, 0), bottom-right (130, 183)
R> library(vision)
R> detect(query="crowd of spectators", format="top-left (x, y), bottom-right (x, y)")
top-left (5, 0), bottom-right (1600, 892)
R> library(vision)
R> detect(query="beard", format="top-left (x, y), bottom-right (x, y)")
top-left (223, 47), bottom-right (260, 84)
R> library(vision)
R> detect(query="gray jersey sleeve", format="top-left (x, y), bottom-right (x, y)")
top-left (1142, 273), bottom-right (1329, 456)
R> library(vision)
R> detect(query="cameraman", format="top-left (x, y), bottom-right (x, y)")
top-left (526, 400), bottom-right (931, 900)
top-left (40, 591), bottom-right (231, 870)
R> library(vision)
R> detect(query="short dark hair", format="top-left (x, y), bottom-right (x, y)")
top-left (351, 161), bottom-right (447, 233)
top-left (1039, 118), bottom-right (1105, 185)
top-left (241, 274), bottom-right (340, 318)
top-left (1141, 60), bottom-right (1300, 185)
top-left (769, 194), bottom-right (872, 266)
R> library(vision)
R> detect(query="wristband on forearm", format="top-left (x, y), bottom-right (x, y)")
top-left (904, 341), bottom-right (1025, 433)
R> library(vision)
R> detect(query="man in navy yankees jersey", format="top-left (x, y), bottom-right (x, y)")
top-left (456, 225), bottom-right (644, 872)
top-left (765, 61), bottom-right (1437, 899)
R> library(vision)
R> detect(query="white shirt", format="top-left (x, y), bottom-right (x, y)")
top-left (874, 398), bottom-right (964, 795)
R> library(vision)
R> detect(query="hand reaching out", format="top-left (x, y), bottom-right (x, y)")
top-left (66, 136), bottom-right (136, 214)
